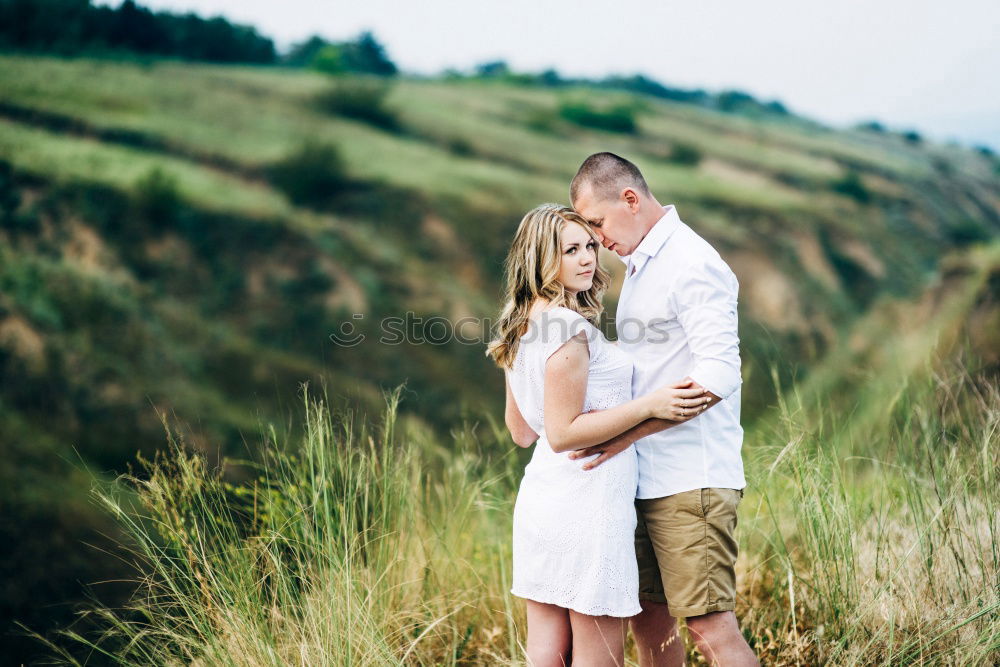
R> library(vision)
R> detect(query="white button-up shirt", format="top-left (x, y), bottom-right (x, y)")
top-left (615, 205), bottom-right (746, 498)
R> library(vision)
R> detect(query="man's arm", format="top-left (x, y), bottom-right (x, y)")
top-left (567, 416), bottom-right (676, 470)
top-left (676, 257), bottom-right (742, 400)
top-left (570, 257), bottom-right (739, 469)
top-left (568, 377), bottom-right (717, 470)
top-left (571, 255), bottom-right (741, 470)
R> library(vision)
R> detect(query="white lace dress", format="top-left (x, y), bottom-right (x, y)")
top-left (506, 306), bottom-right (640, 617)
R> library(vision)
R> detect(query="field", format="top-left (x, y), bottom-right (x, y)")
top-left (30, 349), bottom-right (999, 665)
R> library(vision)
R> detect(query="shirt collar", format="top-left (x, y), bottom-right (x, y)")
top-left (623, 205), bottom-right (681, 275)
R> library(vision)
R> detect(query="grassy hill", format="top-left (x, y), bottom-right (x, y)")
top-left (0, 53), bottom-right (998, 663)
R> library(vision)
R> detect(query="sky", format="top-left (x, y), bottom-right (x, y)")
top-left (110, 0), bottom-right (1000, 149)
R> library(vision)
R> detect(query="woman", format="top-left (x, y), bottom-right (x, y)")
top-left (486, 204), bottom-right (709, 666)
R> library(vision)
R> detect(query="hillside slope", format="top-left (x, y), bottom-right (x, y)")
top-left (0, 54), bottom-right (998, 662)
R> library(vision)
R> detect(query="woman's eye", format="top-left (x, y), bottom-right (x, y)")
top-left (566, 247), bottom-right (575, 254)
top-left (587, 241), bottom-right (597, 249)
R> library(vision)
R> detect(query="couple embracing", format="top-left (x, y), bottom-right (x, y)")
top-left (487, 153), bottom-right (759, 666)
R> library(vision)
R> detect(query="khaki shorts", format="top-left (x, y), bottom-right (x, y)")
top-left (635, 487), bottom-right (743, 618)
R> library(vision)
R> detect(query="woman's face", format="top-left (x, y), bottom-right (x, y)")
top-left (557, 221), bottom-right (598, 295)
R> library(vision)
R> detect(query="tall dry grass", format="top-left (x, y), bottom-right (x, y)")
top-left (29, 364), bottom-right (999, 665)
top-left (737, 361), bottom-right (999, 664)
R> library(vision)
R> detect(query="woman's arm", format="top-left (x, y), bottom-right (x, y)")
top-left (569, 415), bottom-right (675, 470)
top-left (543, 334), bottom-right (708, 453)
top-left (505, 374), bottom-right (538, 447)
top-left (568, 378), bottom-right (717, 469)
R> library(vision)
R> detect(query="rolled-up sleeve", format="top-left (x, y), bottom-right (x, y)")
top-left (673, 257), bottom-right (742, 399)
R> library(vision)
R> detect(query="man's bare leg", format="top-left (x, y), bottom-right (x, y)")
top-left (685, 610), bottom-right (758, 666)
top-left (630, 600), bottom-right (684, 667)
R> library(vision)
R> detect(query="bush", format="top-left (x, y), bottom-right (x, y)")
top-left (856, 120), bottom-right (886, 133)
top-left (716, 90), bottom-right (756, 112)
top-left (133, 166), bottom-right (181, 228)
top-left (445, 136), bottom-right (474, 156)
top-left (313, 79), bottom-right (400, 131)
top-left (558, 101), bottom-right (636, 134)
top-left (0, 161), bottom-right (19, 215)
top-left (523, 107), bottom-right (559, 134)
top-left (715, 90), bottom-right (789, 117)
top-left (0, 160), bottom-right (35, 233)
top-left (933, 157), bottom-right (953, 175)
top-left (330, 180), bottom-right (427, 234)
top-left (599, 74), bottom-right (710, 105)
top-left (267, 142), bottom-right (349, 207)
top-left (831, 170), bottom-right (871, 204)
top-left (474, 60), bottom-right (510, 78)
top-left (536, 68), bottom-right (564, 87)
top-left (902, 130), bottom-right (923, 145)
top-left (667, 142), bottom-right (702, 166)
top-left (763, 100), bottom-right (789, 115)
top-left (948, 219), bottom-right (993, 246)
top-left (302, 31), bottom-right (396, 76)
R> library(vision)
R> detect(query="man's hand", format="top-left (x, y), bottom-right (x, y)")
top-left (685, 377), bottom-right (722, 411)
top-left (569, 437), bottom-right (633, 471)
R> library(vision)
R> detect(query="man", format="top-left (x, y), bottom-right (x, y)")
top-left (568, 152), bottom-right (758, 666)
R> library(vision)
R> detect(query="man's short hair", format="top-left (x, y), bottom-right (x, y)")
top-left (570, 152), bottom-right (651, 205)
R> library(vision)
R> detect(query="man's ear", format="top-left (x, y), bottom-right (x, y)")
top-left (622, 188), bottom-right (640, 212)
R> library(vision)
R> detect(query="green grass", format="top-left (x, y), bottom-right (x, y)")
top-left (644, 101), bottom-right (931, 177)
top-left (0, 54), bottom-right (963, 219)
top-left (0, 118), bottom-right (294, 219)
top-left (26, 386), bottom-right (523, 664)
top-left (25, 352), bottom-right (998, 665)
top-left (2, 54), bottom-right (993, 289)
top-left (0, 56), bottom-right (565, 211)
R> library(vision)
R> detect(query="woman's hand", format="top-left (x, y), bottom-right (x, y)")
top-left (646, 378), bottom-right (711, 421)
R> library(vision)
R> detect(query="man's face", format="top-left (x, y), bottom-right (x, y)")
top-left (572, 185), bottom-right (644, 257)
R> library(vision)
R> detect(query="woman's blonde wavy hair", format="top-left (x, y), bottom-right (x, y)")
top-left (486, 203), bottom-right (611, 369)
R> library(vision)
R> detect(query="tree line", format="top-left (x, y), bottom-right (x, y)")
top-left (0, 0), bottom-right (397, 74)
top-left (0, 0), bottom-right (790, 119)
top-left (457, 62), bottom-right (792, 118)
top-left (0, 0), bottom-right (276, 62)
